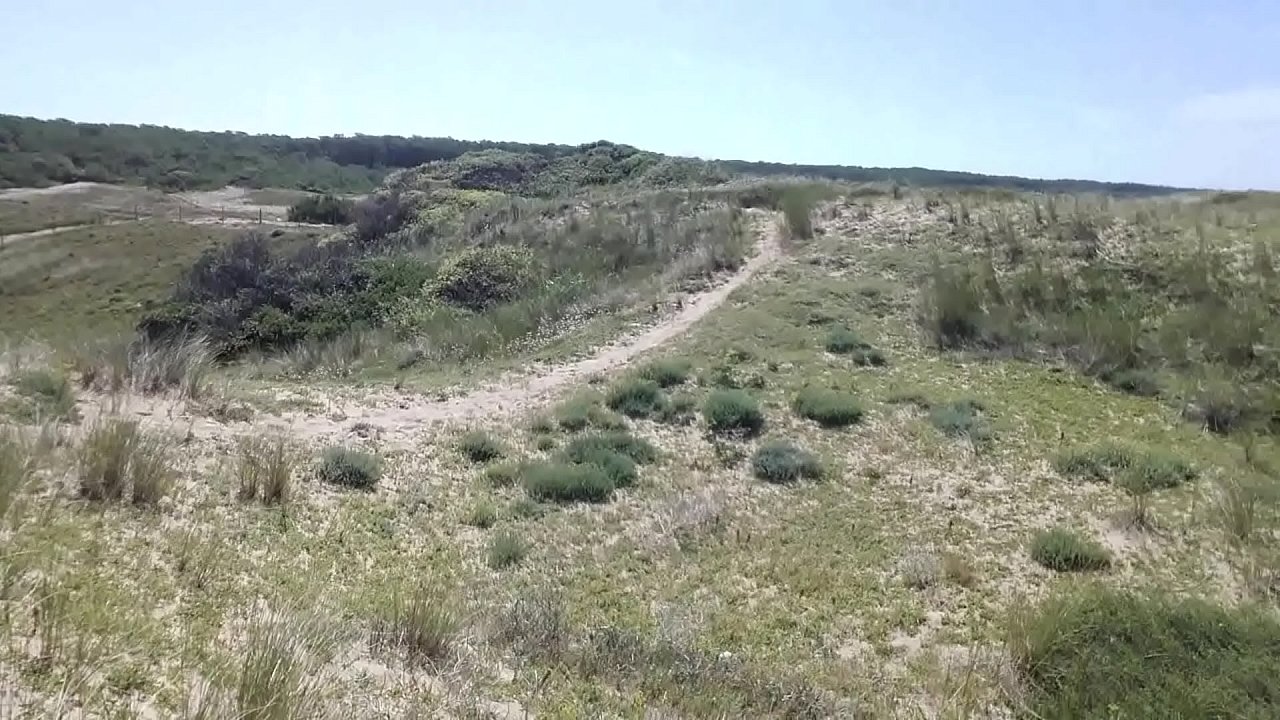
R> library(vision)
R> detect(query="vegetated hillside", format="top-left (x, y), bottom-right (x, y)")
top-left (4, 185), bottom-right (1279, 718)
top-left (0, 114), bottom-right (574, 192)
top-left (722, 159), bottom-right (1183, 196)
top-left (138, 142), bottom-right (752, 371)
top-left (2, 113), bottom-right (1183, 196)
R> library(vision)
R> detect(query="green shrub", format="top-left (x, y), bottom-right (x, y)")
top-left (1029, 528), bottom-right (1111, 572)
top-left (1127, 451), bottom-right (1196, 490)
top-left (457, 430), bottom-right (504, 464)
top-left (528, 416), bottom-right (556, 435)
top-left (561, 444), bottom-right (637, 488)
top-left (554, 397), bottom-right (626, 432)
top-left (639, 358), bottom-right (692, 388)
top-left (464, 502), bottom-right (498, 529)
top-left (10, 368), bottom-right (79, 422)
top-left (535, 436), bottom-right (557, 451)
top-left (483, 462), bottom-right (522, 488)
top-left (488, 530), bottom-right (528, 569)
top-left (318, 447), bottom-right (381, 489)
top-left (562, 432), bottom-right (658, 465)
top-left (792, 387), bottom-right (865, 428)
top-left (779, 186), bottom-right (815, 240)
top-left (1104, 368), bottom-right (1161, 397)
top-left (605, 378), bottom-right (667, 418)
top-left (928, 399), bottom-right (993, 445)
top-left (751, 441), bottom-right (823, 484)
top-left (1008, 587), bottom-right (1280, 719)
top-left (286, 194), bottom-right (353, 224)
top-left (656, 392), bottom-right (697, 425)
top-left (430, 245), bottom-right (533, 310)
top-left (523, 462), bottom-right (614, 503)
top-left (1052, 443), bottom-right (1134, 482)
top-left (703, 389), bottom-right (765, 437)
top-left (825, 328), bottom-right (858, 354)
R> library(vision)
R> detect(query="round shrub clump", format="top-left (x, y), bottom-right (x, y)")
top-left (458, 430), bottom-right (505, 463)
top-left (318, 446), bottom-right (381, 489)
top-left (703, 389), bottom-right (765, 437)
top-left (431, 245), bottom-right (534, 310)
top-left (1030, 528), bottom-right (1112, 572)
top-left (605, 378), bottom-right (667, 418)
top-left (523, 462), bottom-right (614, 503)
top-left (751, 441), bottom-right (823, 484)
top-left (639, 359), bottom-right (692, 388)
top-left (563, 432), bottom-right (658, 465)
top-left (792, 387), bottom-right (865, 428)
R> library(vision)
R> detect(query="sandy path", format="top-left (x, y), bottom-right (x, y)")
top-left (0, 217), bottom-right (334, 250)
top-left (254, 212), bottom-right (781, 443)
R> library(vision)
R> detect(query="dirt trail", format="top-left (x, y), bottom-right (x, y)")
top-left (0, 217), bottom-right (333, 250)
top-left (277, 212), bottom-right (781, 442)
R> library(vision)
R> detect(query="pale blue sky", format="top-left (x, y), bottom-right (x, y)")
top-left (4, 1), bottom-right (1280, 189)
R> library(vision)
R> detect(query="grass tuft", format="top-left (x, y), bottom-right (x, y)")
top-left (523, 461), bottom-right (614, 503)
top-left (457, 429), bottom-right (505, 464)
top-left (1030, 528), bottom-right (1112, 572)
top-left (1008, 587), bottom-right (1280, 719)
top-left (9, 368), bottom-right (79, 422)
top-left (488, 529), bottom-right (528, 569)
top-left (750, 440), bottom-right (823, 484)
top-left (78, 418), bottom-right (173, 506)
top-left (639, 358), bottom-right (693, 388)
top-left (318, 446), bottom-right (381, 489)
top-left (605, 378), bottom-right (668, 418)
top-left (792, 387), bottom-right (865, 428)
top-left (928, 399), bottom-right (993, 445)
top-left (372, 583), bottom-right (459, 664)
top-left (236, 436), bottom-right (293, 505)
top-left (703, 389), bottom-right (765, 437)
top-left (464, 501), bottom-right (498, 529)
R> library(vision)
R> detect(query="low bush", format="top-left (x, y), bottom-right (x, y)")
top-left (523, 462), bottom-right (614, 503)
top-left (656, 392), bottom-right (697, 425)
top-left (792, 387), bottom-right (865, 428)
top-left (9, 368), bottom-right (79, 422)
top-left (430, 245), bottom-right (533, 310)
top-left (1104, 368), bottom-right (1161, 397)
top-left (318, 447), bottom-right (381, 489)
top-left (1127, 451), bottom-right (1196, 490)
top-left (488, 530), bottom-right (528, 569)
top-left (561, 444), bottom-right (637, 488)
top-left (639, 358), bottom-right (692, 388)
top-left (751, 441), bottom-right (823, 484)
top-left (1008, 587), bottom-right (1280, 719)
top-left (605, 378), bottom-right (667, 418)
top-left (1052, 443), bottom-right (1134, 482)
top-left (928, 399), bottom-right (993, 445)
top-left (825, 328), bottom-right (886, 366)
top-left (563, 432), bottom-right (658, 465)
top-left (942, 552), bottom-right (977, 587)
top-left (287, 194), bottom-right (353, 224)
top-left (483, 462), bottom-right (523, 488)
top-left (1029, 528), bottom-right (1111, 572)
top-left (464, 502), bottom-right (498, 529)
top-left (703, 389), bottom-right (765, 437)
top-left (457, 430), bottom-right (505, 463)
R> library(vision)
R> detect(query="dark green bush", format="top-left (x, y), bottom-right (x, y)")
top-left (792, 387), bottom-right (865, 428)
top-left (655, 392), bottom-right (697, 425)
top-left (287, 194), bottom-right (353, 224)
top-left (483, 462), bottom-right (522, 488)
top-left (751, 441), bottom-right (823, 484)
top-left (1127, 451), bottom-right (1197, 490)
top-left (703, 390), bottom-right (765, 437)
top-left (779, 187), bottom-right (815, 240)
top-left (1009, 587), bottom-right (1280, 719)
top-left (605, 378), bottom-right (667, 418)
top-left (1104, 368), bottom-right (1161, 397)
top-left (1029, 528), bottom-right (1111, 571)
top-left (563, 432), bottom-right (658, 465)
top-left (318, 447), bottom-right (381, 489)
top-left (639, 359), bottom-right (692, 388)
top-left (523, 462), bottom-right (614, 503)
top-left (458, 430), bottom-right (504, 464)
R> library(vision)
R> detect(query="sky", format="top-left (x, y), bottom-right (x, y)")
top-left (4, 1), bottom-right (1279, 189)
